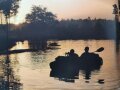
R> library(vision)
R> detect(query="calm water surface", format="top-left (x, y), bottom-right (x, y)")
top-left (0, 40), bottom-right (120, 90)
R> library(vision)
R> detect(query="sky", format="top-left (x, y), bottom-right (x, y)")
top-left (10, 0), bottom-right (117, 24)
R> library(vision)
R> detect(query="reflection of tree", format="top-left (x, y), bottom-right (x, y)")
top-left (28, 40), bottom-right (47, 50)
top-left (0, 56), bottom-right (22, 90)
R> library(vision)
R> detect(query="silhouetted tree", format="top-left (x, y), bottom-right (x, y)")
top-left (25, 5), bottom-right (57, 24)
top-left (0, 0), bottom-right (21, 59)
top-left (0, 0), bottom-right (21, 22)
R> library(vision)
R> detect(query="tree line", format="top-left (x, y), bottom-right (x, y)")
top-left (0, 5), bottom-right (117, 41)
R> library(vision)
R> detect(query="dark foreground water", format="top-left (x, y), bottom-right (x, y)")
top-left (0, 40), bottom-right (120, 90)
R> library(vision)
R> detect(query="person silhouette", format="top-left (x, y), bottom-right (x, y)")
top-left (68, 49), bottom-right (79, 58)
top-left (79, 47), bottom-right (91, 65)
top-left (79, 47), bottom-right (103, 68)
top-left (80, 47), bottom-right (90, 57)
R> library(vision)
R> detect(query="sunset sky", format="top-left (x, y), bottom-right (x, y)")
top-left (10, 0), bottom-right (116, 24)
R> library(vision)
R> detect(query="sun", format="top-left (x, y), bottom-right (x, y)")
top-left (14, 21), bottom-right (20, 25)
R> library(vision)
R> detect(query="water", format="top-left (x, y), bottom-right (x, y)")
top-left (0, 40), bottom-right (120, 90)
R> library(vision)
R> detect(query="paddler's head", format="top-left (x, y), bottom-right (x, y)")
top-left (84, 47), bottom-right (89, 53)
top-left (70, 49), bottom-right (75, 53)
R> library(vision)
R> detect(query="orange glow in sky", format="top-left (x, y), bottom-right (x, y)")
top-left (11, 0), bottom-right (116, 24)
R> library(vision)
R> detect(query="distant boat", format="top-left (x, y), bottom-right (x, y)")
top-left (98, 79), bottom-right (104, 84)
top-left (48, 42), bottom-right (60, 46)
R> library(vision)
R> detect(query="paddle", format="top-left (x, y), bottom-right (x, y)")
top-left (94, 47), bottom-right (104, 52)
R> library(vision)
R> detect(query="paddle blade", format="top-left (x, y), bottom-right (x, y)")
top-left (95, 47), bottom-right (104, 52)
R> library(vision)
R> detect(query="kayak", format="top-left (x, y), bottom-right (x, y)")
top-left (50, 54), bottom-right (103, 79)
top-left (50, 56), bottom-right (79, 79)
